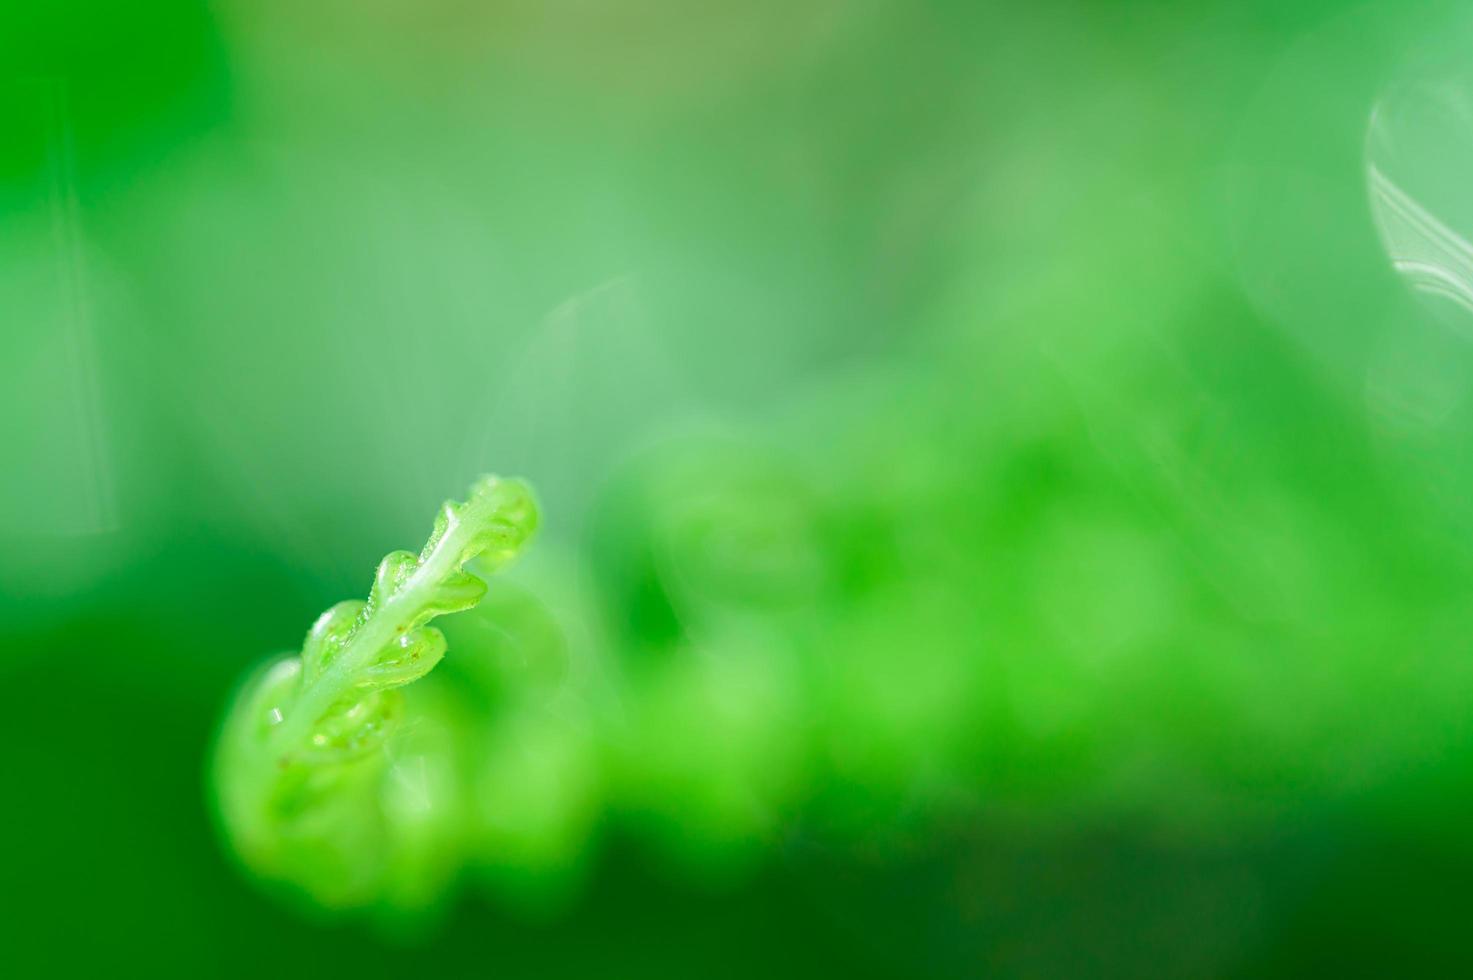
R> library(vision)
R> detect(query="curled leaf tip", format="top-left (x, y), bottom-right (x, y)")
top-left (212, 474), bottom-right (540, 908)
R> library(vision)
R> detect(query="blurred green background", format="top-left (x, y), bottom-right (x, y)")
top-left (10, 0), bottom-right (1473, 975)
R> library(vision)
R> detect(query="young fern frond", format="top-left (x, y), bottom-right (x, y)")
top-left (213, 476), bottom-right (539, 909)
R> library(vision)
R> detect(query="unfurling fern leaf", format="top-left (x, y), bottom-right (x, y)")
top-left (212, 476), bottom-right (539, 910)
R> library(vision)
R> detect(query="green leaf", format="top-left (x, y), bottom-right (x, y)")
top-left (212, 475), bottom-right (539, 909)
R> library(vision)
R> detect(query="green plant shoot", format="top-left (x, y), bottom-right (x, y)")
top-left (212, 476), bottom-right (539, 910)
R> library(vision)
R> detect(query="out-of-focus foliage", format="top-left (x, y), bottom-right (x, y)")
top-left (11, 0), bottom-right (1473, 977)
